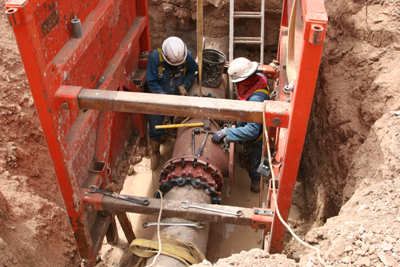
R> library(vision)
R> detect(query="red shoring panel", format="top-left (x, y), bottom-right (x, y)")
top-left (267, 0), bottom-right (327, 253)
top-left (5, 0), bottom-right (151, 263)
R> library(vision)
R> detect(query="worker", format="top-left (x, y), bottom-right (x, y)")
top-left (146, 36), bottom-right (197, 170)
top-left (212, 57), bottom-right (271, 192)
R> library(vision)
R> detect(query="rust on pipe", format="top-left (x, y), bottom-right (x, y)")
top-left (77, 89), bottom-right (290, 127)
top-left (172, 118), bottom-right (228, 176)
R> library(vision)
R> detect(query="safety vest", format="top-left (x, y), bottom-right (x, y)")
top-left (157, 48), bottom-right (187, 80)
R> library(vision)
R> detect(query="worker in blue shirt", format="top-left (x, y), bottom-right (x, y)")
top-left (146, 36), bottom-right (197, 170)
top-left (212, 57), bottom-right (271, 192)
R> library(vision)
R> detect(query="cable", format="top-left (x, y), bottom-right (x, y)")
top-left (145, 190), bottom-right (164, 267)
top-left (262, 102), bottom-right (326, 267)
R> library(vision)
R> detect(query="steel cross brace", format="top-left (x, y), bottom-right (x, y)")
top-left (81, 190), bottom-right (274, 229)
top-left (54, 88), bottom-right (290, 128)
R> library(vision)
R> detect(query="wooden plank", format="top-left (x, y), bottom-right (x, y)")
top-left (77, 90), bottom-right (290, 126)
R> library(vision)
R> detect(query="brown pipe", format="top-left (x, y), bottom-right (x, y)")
top-left (172, 118), bottom-right (229, 176)
top-left (146, 77), bottom-right (229, 266)
top-left (146, 186), bottom-right (211, 266)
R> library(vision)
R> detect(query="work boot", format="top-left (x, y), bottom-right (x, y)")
top-left (150, 138), bottom-right (161, 170)
top-left (250, 180), bottom-right (261, 193)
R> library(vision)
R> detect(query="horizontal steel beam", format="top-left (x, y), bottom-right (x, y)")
top-left (77, 89), bottom-right (290, 126)
top-left (100, 195), bottom-right (255, 226)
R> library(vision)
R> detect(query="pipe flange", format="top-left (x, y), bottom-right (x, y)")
top-left (159, 176), bottom-right (222, 204)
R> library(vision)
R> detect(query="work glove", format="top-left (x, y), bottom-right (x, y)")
top-left (178, 85), bottom-right (188, 96)
top-left (212, 128), bottom-right (227, 143)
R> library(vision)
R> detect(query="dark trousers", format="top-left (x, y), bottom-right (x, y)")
top-left (243, 144), bottom-right (262, 181)
top-left (148, 114), bottom-right (174, 140)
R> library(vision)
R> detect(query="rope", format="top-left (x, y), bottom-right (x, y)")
top-left (145, 190), bottom-right (163, 267)
top-left (262, 101), bottom-right (326, 266)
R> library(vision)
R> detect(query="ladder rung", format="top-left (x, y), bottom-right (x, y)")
top-left (233, 11), bottom-right (262, 18)
top-left (233, 37), bottom-right (262, 44)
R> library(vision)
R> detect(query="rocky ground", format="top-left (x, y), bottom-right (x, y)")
top-left (0, 0), bottom-right (400, 266)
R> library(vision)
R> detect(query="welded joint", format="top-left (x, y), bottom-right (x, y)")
top-left (55, 85), bottom-right (82, 110)
top-left (81, 189), bottom-right (104, 211)
top-left (251, 207), bottom-right (274, 230)
top-left (264, 102), bottom-right (290, 128)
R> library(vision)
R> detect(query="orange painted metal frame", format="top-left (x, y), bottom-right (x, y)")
top-left (5, 0), bottom-right (151, 264)
top-left (267, 0), bottom-right (327, 253)
top-left (6, 0), bottom-right (327, 260)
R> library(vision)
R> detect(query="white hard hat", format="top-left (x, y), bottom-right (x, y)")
top-left (161, 37), bottom-right (187, 66)
top-left (227, 57), bottom-right (258, 83)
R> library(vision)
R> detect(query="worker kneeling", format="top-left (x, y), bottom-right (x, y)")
top-left (212, 57), bottom-right (271, 193)
top-left (146, 37), bottom-right (197, 170)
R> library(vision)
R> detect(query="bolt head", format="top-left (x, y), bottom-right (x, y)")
top-left (259, 223), bottom-right (266, 229)
top-left (271, 117), bottom-right (281, 126)
top-left (61, 102), bottom-right (69, 110)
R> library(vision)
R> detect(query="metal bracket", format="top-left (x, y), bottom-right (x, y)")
top-left (251, 208), bottom-right (274, 230)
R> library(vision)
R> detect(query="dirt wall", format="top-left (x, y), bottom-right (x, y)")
top-left (299, 0), bottom-right (400, 225)
top-left (0, 0), bottom-right (79, 265)
top-left (148, 0), bottom-right (282, 64)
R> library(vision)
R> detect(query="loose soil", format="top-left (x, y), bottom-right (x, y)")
top-left (1, 0), bottom-right (400, 266)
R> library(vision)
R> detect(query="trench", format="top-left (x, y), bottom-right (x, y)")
top-left (99, 0), bottom-right (391, 265)
top-left (100, 0), bottom-right (354, 262)
top-left (1, 0), bottom-right (397, 265)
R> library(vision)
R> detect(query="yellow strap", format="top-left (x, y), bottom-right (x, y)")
top-left (157, 48), bottom-right (164, 75)
top-left (130, 234), bottom-right (205, 266)
top-left (157, 48), bottom-right (164, 62)
top-left (252, 131), bottom-right (264, 144)
top-left (253, 87), bottom-right (271, 97)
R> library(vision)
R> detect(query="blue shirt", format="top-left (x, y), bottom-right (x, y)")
top-left (226, 82), bottom-right (270, 145)
top-left (146, 49), bottom-right (197, 95)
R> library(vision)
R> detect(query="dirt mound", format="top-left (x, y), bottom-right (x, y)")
top-left (193, 248), bottom-right (297, 266)
top-left (297, 112), bottom-right (400, 266)
top-left (0, 0), bottom-right (78, 265)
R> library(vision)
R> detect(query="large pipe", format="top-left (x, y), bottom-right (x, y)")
top-left (146, 76), bottom-right (229, 266)
top-left (147, 186), bottom-right (211, 266)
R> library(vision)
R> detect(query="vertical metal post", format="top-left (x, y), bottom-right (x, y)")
top-left (268, 0), bottom-right (327, 253)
